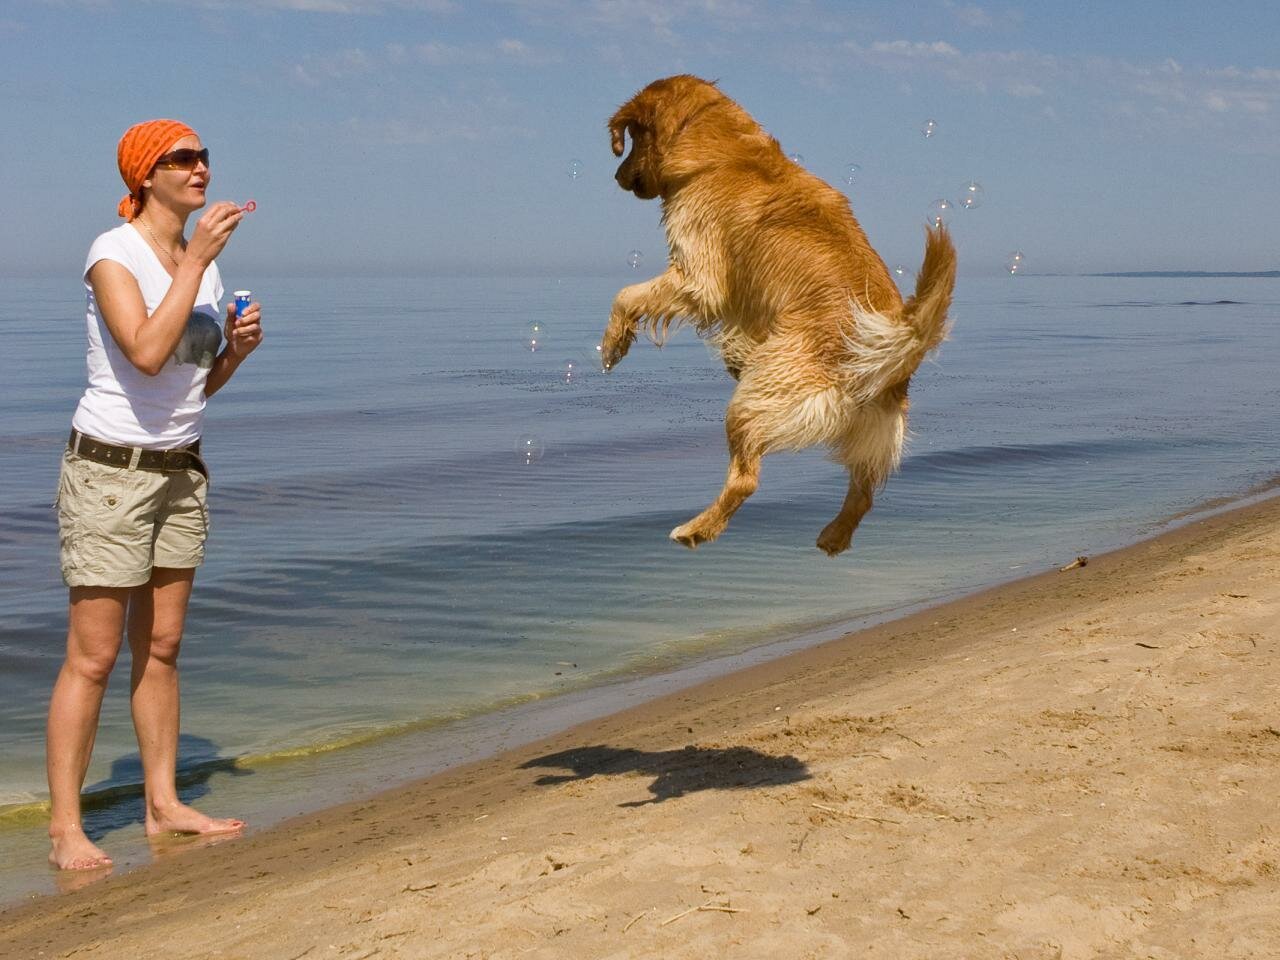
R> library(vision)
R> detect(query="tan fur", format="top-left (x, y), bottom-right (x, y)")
top-left (602, 75), bottom-right (957, 555)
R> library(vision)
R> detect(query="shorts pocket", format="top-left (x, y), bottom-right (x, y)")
top-left (59, 454), bottom-right (149, 578)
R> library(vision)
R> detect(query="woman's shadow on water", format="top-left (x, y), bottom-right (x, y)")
top-left (520, 744), bottom-right (809, 807)
top-left (80, 733), bottom-right (251, 842)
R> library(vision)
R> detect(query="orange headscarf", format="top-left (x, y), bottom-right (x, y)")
top-left (116, 119), bottom-right (198, 221)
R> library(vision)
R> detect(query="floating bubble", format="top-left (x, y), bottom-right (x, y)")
top-left (568, 159), bottom-right (584, 181)
top-left (959, 181), bottom-right (984, 210)
top-left (921, 119), bottom-right (937, 139)
top-left (626, 249), bottom-right (643, 269)
top-left (844, 162), bottom-right (862, 185)
top-left (891, 264), bottom-right (914, 285)
top-left (515, 435), bottom-right (545, 465)
top-left (561, 357), bottom-right (585, 385)
top-left (1006, 251), bottom-right (1025, 275)
top-left (522, 321), bottom-right (546, 353)
top-left (787, 153), bottom-right (805, 166)
top-left (582, 342), bottom-right (607, 373)
top-left (927, 198), bottom-right (954, 227)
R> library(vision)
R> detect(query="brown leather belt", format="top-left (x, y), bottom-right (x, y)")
top-left (68, 429), bottom-right (207, 480)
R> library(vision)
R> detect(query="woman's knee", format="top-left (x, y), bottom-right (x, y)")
top-left (132, 629), bottom-right (183, 667)
top-left (64, 640), bottom-right (121, 686)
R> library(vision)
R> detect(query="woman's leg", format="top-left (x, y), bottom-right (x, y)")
top-left (128, 567), bottom-right (244, 835)
top-left (47, 586), bottom-right (130, 869)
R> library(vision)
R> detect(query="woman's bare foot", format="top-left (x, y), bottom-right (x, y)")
top-left (48, 825), bottom-right (113, 871)
top-left (145, 799), bottom-right (245, 837)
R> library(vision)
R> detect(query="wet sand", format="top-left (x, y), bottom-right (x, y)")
top-left (3, 494), bottom-right (1278, 959)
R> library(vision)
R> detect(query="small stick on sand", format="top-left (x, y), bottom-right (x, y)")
top-left (623, 910), bottom-right (648, 933)
top-left (1059, 556), bottom-right (1088, 571)
top-left (811, 803), bottom-right (901, 825)
top-left (662, 900), bottom-right (711, 926)
top-left (661, 898), bottom-right (746, 926)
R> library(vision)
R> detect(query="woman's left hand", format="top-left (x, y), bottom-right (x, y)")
top-left (224, 301), bottom-right (263, 360)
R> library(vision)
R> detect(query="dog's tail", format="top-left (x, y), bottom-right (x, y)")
top-left (840, 224), bottom-right (956, 405)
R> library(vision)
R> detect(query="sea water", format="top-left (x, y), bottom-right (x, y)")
top-left (1, 273), bottom-right (1277, 901)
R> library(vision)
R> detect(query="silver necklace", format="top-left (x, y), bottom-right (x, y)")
top-left (137, 216), bottom-right (183, 268)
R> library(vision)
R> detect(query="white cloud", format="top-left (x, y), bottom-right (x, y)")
top-left (833, 36), bottom-right (1279, 128)
top-left (330, 97), bottom-right (536, 145)
top-left (288, 36), bottom-right (558, 85)
top-left (1005, 81), bottom-right (1043, 98)
top-left (947, 3), bottom-right (994, 29)
top-left (118, 0), bottom-right (458, 12)
top-left (869, 39), bottom-right (961, 59)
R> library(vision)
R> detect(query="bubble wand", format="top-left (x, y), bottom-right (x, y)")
top-left (232, 202), bottom-right (256, 319)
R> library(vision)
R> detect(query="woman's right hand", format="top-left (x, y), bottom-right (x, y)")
top-left (186, 202), bottom-right (243, 267)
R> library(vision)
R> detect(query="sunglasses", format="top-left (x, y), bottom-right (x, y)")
top-left (154, 148), bottom-right (210, 171)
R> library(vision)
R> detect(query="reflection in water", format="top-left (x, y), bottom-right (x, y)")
top-left (147, 827), bottom-right (244, 862)
top-left (79, 733), bottom-right (252, 842)
top-left (53, 861), bottom-right (113, 895)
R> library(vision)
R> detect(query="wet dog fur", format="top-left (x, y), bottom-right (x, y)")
top-left (602, 75), bottom-right (956, 555)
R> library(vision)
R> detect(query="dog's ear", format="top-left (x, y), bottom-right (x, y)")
top-left (608, 105), bottom-right (635, 157)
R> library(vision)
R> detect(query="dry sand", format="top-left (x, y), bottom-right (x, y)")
top-left (3, 495), bottom-right (1278, 959)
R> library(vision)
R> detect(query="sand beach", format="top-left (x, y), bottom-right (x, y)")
top-left (3, 492), bottom-right (1278, 959)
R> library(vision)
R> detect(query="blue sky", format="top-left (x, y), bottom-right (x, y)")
top-left (4, 1), bottom-right (1279, 278)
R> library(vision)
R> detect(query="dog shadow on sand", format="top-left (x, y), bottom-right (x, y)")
top-left (520, 744), bottom-right (809, 807)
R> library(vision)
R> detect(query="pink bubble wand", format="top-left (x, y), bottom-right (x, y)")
top-left (239, 200), bottom-right (257, 213)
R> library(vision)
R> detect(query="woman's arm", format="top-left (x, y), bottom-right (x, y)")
top-left (89, 203), bottom-right (243, 376)
top-left (89, 258), bottom-right (205, 376)
top-left (205, 301), bottom-right (262, 397)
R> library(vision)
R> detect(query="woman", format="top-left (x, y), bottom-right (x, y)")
top-left (48, 119), bottom-right (263, 870)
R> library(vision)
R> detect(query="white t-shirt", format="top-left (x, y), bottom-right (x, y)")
top-left (71, 223), bottom-right (224, 448)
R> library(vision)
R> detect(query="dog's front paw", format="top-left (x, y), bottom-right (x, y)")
top-left (600, 323), bottom-right (634, 371)
top-left (670, 520), bottom-right (717, 549)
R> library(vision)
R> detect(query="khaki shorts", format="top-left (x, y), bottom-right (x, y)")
top-left (56, 450), bottom-right (210, 588)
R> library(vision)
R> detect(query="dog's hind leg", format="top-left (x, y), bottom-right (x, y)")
top-left (816, 398), bottom-right (907, 556)
top-left (670, 337), bottom-right (815, 549)
top-left (670, 444), bottom-right (761, 548)
top-left (816, 474), bottom-right (874, 556)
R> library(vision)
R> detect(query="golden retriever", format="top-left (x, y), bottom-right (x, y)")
top-left (601, 74), bottom-right (957, 556)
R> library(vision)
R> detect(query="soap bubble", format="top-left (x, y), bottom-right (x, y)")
top-left (921, 119), bottom-right (937, 139)
top-left (561, 358), bottom-right (585, 385)
top-left (626, 249), bottom-right (643, 269)
top-left (522, 321), bottom-right (546, 353)
top-left (568, 159), bottom-right (584, 181)
top-left (927, 199), bottom-right (954, 227)
top-left (787, 153), bottom-right (805, 166)
top-left (1006, 251), bottom-right (1025, 275)
top-left (959, 181), bottom-right (984, 210)
top-left (582, 342), bottom-right (607, 373)
top-left (515, 435), bottom-right (545, 465)
top-left (844, 162), bottom-right (862, 185)
top-left (891, 264), bottom-right (914, 285)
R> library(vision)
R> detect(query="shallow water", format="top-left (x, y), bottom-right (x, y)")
top-left (1, 273), bottom-right (1277, 902)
